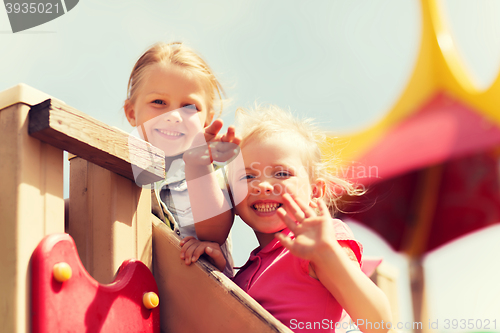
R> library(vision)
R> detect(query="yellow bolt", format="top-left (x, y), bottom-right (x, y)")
top-left (53, 262), bottom-right (72, 283)
top-left (143, 292), bottom-right (159, 309)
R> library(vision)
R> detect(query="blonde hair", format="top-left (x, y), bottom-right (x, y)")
top-left (235, 105), bottom-right (363, 214)
top-left (126, 42), bottom-right (225, 116)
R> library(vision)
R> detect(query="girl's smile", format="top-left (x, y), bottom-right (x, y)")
top-left (154, 128), bottom-right (185, 140)
top-left (251, 200), bottom-right (283, 215)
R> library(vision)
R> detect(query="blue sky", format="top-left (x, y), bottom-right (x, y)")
top-left (2, 0), bottom-right (500, 330)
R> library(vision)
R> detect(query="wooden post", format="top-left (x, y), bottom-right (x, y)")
top-left (409, 257), bottom-right (428, 333)
top-left (69, 157), bottom-right (153, 284)
top-left (0, 84), bottom-right (65, 333)
top-left (402, 166), bottom-right (441, 333)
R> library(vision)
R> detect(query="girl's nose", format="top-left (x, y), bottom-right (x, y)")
top-left (252, 180), bottom-right (274, 194)
top-left (163, 109), bottom-right (182, 123)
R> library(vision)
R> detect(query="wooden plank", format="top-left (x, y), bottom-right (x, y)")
top-left (68, 157), bottom-right (152, 284)
top-left (29, 99), bottom-right (165, 185)
top-left (152, 216), bottom-right (292, 333)
top-left (0, 102), bottom-right (64, 333)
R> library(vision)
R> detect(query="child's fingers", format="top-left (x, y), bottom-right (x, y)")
top-left (317, 199), bottom-right (330, 217)
top-left (232, 135), bottom-right (242, 145)
top-left (179, 236), bottom-right (197, 259)
top-left (309, 200), bottom-right (318, 209)
top-left (219, 126), bottom-right (242, 145)
top-left (204, 119), bottom-right (223, 142)
top-left (282, 193), bottom-right (316, 223)
top-left (185, 243), bottom-right (226, 272)
top-left (222, 126), bottom-right (235, 143)
top-left (204, 246), bottom-right (221, 258)
top-left (289, 193), bottom-right (317, 218)
top-left (179, 236), bottom-right (196, 247)
top-left (275, 232), bottom-right (294, 250)
top-left (280, 193), bottom-right (306, 222)
top-left (209, 142), bottom-right (240, 163)
top-left (205, 246), bottom-right (226, 271)
top-left (181, 239), bottom-right (200, 265)
top-left (190, 243), bottom-right (210, 262)
top-left (276, 207), bottom-right (298, 232)
top-left (210, 141), bottom-right (238, 153)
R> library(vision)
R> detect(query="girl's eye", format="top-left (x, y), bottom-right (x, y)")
top-left (152, 99), bottom-right (165, 105)
top-left (183, 104), bottom-right (199, 112)
top-left (240, 174), bottom-right (255, 181)
top-left (276, 171), bottom-right (291, 178)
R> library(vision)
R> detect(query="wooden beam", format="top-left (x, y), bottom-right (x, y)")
top-left (29, 99), bottom-right (165, 185)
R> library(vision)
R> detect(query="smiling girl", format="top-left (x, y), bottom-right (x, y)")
top-left (181, 105), bottom-right (392, 332)
top-left (124, 42), bottom-right (237, 277)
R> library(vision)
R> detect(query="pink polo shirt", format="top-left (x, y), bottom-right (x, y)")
top-left (233, 220), bottom-right (363, 333)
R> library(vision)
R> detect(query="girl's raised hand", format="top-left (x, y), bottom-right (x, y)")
top-left (275, 193), bottom-right (340, 263)
top-left (204, 120), bottom-right (241, 145)
top-left (277, 194), bottom-right (393, 332)
top-left (204, 123), bottom-right (241, 162)
top-left (184, 121), bottom-right (241, 166)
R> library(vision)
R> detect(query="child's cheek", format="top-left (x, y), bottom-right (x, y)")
top-left (141, 119), bottom-right (157, 139)
top-left (231, 181), bottom-right (250, 207)
top-left (136, 106), bottom-right (156, 123)
top-left (185, 115), bottom-right (205, 135)
top-left (282, 181), bottom-right (298, 196)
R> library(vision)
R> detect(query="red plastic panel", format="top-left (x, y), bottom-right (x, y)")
top-left (31, 233), bottom-right (160, 332)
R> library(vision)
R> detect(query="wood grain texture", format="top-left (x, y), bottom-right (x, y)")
top-left (29, 99), bottom-right (165, 185)
top-left (0, 102), bottom-right (64, 333)
top-left (69, 158), bottom-right (153, 285)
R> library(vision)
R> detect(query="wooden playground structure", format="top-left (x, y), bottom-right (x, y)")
top-left (0, 83), bottom-right (398, 332)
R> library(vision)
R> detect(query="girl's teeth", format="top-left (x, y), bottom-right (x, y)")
top-left (158, 129), bottom-right (182, 136)
top-left (253, 203), bottom-right (281, 212)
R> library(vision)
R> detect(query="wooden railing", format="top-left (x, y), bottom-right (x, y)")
top-left (29, 98), bottom-right (164, 284)
top-left (0, 84), bottom-right (292, 333)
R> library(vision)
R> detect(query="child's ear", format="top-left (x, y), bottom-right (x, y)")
top-left (124, 100), bottom-right (137, 127)
top-left (311, 179), bottom-right (326, 200)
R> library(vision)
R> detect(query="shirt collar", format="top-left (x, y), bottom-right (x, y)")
top-left (233, 228), bottom-right (294, 271)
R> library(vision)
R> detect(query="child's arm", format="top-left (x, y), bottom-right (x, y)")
top-left (179, 236), bottom-right (227, 272)
top-left (276, 193), bottom-right (393, 333)
top-left (183, 120), bottom-right (239, 245)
